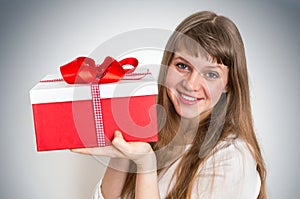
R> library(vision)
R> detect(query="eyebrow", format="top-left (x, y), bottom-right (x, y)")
top-left (173, 56), bottom-right (193, 66)
top-left (173, 55), bottom-right (225, 70)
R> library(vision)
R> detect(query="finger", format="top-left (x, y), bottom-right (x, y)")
top-left (112, 131), bottom-right (153, 156)
top-left (70, 148), bottom-right (90, 154)
top-left (112, 131), bottom-right (131, 153)
top-left (71, 131), bottom-right (127, 155)
top-left (71, 146), bottom-right (125, 158)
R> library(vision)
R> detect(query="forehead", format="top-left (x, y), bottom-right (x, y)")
top-left (172, 50), bottom-right (229, 73)
top-left (173, 50), bottom-right (218, 67)
top-left (174, 36), bottom-right (208, 58)
top-left (173, 34), bottom-right (224, 66)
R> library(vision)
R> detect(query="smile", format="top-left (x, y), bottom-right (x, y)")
top-left (178, 91), bottom-right (204, 104)
top-left (181, 93), bottom-right (197, 101)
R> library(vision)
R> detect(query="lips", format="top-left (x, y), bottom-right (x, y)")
top-left (178, 90), bottom-right (204, 104)
top-left (181, 93), bottom-right (197, 101)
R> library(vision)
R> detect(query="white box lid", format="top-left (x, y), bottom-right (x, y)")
top-left (30, 69), bottom-right (158, 104)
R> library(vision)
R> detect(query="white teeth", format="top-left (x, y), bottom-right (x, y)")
top-left (181, 93), bottom-right (197, 101)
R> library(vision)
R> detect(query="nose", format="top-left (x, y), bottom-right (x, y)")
top-left (182, 70), bottom-right (204, 91)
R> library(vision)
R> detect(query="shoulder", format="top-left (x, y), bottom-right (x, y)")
top-left (194, 137), bottom-right (261, 198)
top-left (215, 137), bottom-right (255, 160)
top-left (201, 137), bottom-right (257, 176)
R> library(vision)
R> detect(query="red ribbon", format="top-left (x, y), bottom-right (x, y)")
top-left (60, 56), bottom-right (138, 84)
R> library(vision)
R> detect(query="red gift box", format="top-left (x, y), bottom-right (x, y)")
top-left (30, 70), bottom-right (158, 151)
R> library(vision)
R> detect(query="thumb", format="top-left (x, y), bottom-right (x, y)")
top-left (114, 130), bottom-right (123, 139)
top-left (112, 130), bottom-right (129, 150)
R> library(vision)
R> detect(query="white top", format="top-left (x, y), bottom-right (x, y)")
top-left (93, 138), bottom-right (261, 199)
top-left (30, 70), bottom-right (158, 104)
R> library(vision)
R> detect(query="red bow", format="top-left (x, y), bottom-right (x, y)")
top-left (60, 56), bottom-right (138, 84)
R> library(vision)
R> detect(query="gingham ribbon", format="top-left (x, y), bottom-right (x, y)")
top-left (39, 70), bottom-right (151, 83)
top-left (91, 83), bottom-right (106, 146)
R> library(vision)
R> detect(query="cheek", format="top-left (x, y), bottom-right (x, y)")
top-left (206, 82), bottom-right (226, 102)
top-left (165, 68), bottom-right (181, 89)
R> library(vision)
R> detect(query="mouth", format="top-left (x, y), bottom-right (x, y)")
top-left (178, 91), bottom-right (204, 104)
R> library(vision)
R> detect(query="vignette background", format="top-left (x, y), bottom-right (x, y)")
top-left (0, 0), bottom-right (299, 198)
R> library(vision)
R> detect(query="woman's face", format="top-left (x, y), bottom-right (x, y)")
top-left (165, 50), bottom-right (229, 119)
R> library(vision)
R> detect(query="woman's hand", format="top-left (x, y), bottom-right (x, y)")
top-left (71, 130), bottom-right (156, 173)
top-left (72, 131), bottom-right (160, 198)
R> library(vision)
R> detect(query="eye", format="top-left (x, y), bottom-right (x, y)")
top-left (204, 71), bottom-right (220, 79)
top-left (176, 63), bottom-right (190, 71)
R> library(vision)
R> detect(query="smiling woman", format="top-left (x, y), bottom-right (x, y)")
top-left (73, 10), bottom-right (267, 199)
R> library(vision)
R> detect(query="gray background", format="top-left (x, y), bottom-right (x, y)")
top-left (1, 0), bottom-right (299, 198)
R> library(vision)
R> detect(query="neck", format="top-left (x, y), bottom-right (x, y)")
top-left (177, 118), bottom-right (198, 145)
top-left (179, 111), bottom-right (212, 144)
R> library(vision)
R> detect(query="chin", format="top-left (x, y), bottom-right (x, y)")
top-left (175, 109), bottom-right (201, 119)
top-left (176, 108), bottom-right (212, 120)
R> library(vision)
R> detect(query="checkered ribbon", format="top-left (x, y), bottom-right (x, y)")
top-left (91, 84), bottom-right (106, 146)
top-left (39, 69), bottom-right (151, 83)
top-left (89, 69), bottom-right (151, 147)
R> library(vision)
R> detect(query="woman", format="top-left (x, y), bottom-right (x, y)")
top-left (73, 11), bottom-right (267, 199)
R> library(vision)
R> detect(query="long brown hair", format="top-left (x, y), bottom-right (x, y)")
top-left (121, 11), bottom-right (266, 199)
